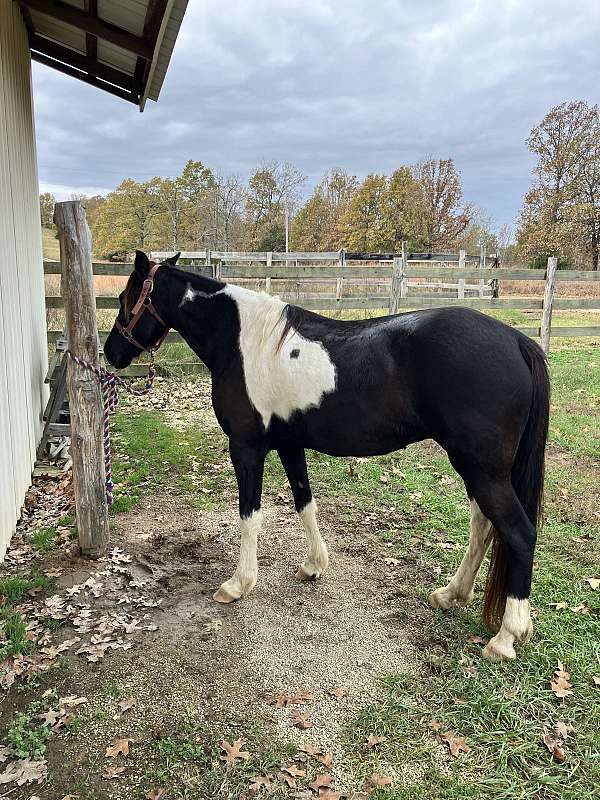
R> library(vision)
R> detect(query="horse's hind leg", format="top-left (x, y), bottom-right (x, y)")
top-left (429, 499), bottom-right (493, 609)
top-left (470, 479), bottom-right (536, 661)
top-left (277, 446), bottom-right (329, 580)
top-left (213, 440), bottom-right (266, 604)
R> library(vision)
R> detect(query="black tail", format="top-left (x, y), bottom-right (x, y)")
top-left (483, 335), bottom-right (550, 631)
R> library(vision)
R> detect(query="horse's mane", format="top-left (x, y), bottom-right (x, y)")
top-left (276, 303), bottom-right (307, 351)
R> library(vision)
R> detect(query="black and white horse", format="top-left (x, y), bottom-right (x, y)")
top-left (104, 251), bottom-right (550, 661)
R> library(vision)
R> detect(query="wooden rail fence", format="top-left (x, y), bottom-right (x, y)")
top-left (45, 247), bottom-right (600, 373)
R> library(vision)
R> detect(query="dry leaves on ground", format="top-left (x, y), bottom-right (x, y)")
top-left (146, 789), bottom-right (167, 800)
top-left (542, 721), bottom-right (574, 762)
top-left (368, 772), bottom-right (393, 788)
top-left (102, 765), bottom-right (127, 780)
top-left (441, 730), bottom-right (471, 758)
top-left (0, 758), bottom-right (48, 786)
top-left (550, 661), bottom-right (573, 702)
top-left (366, 734), bottom-right (387, 748)
top-left (220, 738), bottom-right (250, 765)
top-left (584, 577), bottom-right (600, 590)
top-left (309, 773), bottom-right (333, 792)
top-left (105, 738), bottom-right (130, 758)
top-left (327, 687), bottom-right (348, 700)
top-left (288, 709), bottom-right (313, 729)
top-left (265, 689), bottom-right (314, 709)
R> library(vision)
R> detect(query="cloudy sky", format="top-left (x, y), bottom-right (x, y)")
top-left (32, 0), bottom-right (599, 231)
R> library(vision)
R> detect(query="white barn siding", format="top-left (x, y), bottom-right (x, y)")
top-left (0, 1), bottom-right (48, 559)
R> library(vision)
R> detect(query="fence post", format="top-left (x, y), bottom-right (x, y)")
top-left (54, 201), bottom-right (109, 558)
top-left (400, 240), bottom-right (408, 299)
top-left (479, 243), bottom-right (486, 298)
top-left (389, 241), bottom-right (407, 314)
top-left (458, 249), bottom-right (466, 299)
top-left (336, 249), bottom-right (344, 301)
top-left (540, 256), bottom-right (558, 355)
top-left (265, 251), bottom-right (272, 294)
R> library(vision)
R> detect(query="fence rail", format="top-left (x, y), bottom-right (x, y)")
top-left (45, 248), bottom-right (600, 364)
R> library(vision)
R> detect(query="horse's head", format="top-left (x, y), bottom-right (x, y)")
top-left (104, 250), bottom-right (180, 369)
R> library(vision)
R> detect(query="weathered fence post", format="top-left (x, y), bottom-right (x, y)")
top-left (335, 249), bottom-right (344, 302)
top-left (265, 251), bottom-right (272, 294)
top-left (540, 256), bottom-right (558, 355)
top-left (479, 242), bottom-right (486, 298)
top-left (390, 241), bottom-right (408, 314)
top-left (458, 249), bottom-right (466, 299)
top-left (54, 201), bottom-right (109, 558)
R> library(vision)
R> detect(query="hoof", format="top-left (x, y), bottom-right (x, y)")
top-left (213, 585), bottom-right (239, 604)
top-left (482, 638), bottom-right (516, 661)
top-left (295, 565), bottom-right (319, 582)
top-left (429, 588), bottom-right (453, 610)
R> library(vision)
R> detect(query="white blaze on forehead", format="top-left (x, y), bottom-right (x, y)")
top-left (223, 285), bottom-right (337, 429)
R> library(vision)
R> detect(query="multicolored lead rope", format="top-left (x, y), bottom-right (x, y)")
top-left (65, 351), bottom-right (156, 505)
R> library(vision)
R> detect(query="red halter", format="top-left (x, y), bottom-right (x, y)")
top-left (115, 262), bottom-right (169, 352)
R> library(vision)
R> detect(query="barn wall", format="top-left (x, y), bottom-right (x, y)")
top-left (0, 1), bottom-right (48, 559)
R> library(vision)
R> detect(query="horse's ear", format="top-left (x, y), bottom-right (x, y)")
top-left (165, 252), bottom-right (181, 265)
top-left (134, 250), bottom-right (151, 276)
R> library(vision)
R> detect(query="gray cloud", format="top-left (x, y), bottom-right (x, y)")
top-left (34, 0), bottom-right (600, 229)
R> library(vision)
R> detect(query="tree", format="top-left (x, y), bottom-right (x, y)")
top-left (416, 159), bottom-right (471, 250)
top-left (90, 178), bottom-right (164, 258)
top-left (340, 174), bottom-right (388, 251)
top-left (244, 162), bottom-right (306, 249)
top-left (518, 101), bottom-right (600, 269)
top-left (179, 159), bottom-right (216, 249)
top-left (381, 167), bottom-right (424, 250)
top-left (39, 192), bottom-right (55, 228)
top-left (212, 174), bottom-right (245, 249)
top-left (291, 168), bottom-right (357, 250)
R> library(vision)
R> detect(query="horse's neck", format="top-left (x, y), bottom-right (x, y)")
top-left (168, 276), bottom-right (286, 374)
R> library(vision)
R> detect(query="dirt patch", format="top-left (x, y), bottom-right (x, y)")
top-left (4, 489), bottom-right (427, 798)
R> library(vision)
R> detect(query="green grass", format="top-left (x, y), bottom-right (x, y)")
top-left (110, 406), bottom-right (234, 513)
top-left (145, 714), bottom-right (299, 798)
top-left (30, 526), bottom-right (59, 553)
top-left (4, 690), bottom-right (59, 760)
top-left (0, 572), bottom-right (50, 659)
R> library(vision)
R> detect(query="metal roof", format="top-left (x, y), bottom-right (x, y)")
top-left (17, 0), bottom-right (189, 109)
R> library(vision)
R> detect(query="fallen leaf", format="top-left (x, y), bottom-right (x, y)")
top-left (441, 730), bottom-right (471, 758)
top-left (249, 775), bottom-right (272, 793)
top-left (367, 733), bottom-right (388, 748)
top-left (550, 663), bottom-right (573, 701)
top-left (288, 709), bottom-right (313, 729)
top-left (105, 738), bottom-right (130, 758)
top-left (384, 557), bottom-right (401, 567)
top-left (467, 635), bottom-right (488, 645)
top-left (309, 774), bottom-right (333, 792)
top-left (549, 602), bottom-right (568, 610)
top-left (0, 758), bottom-right (48, 785)
top-left (299, 743), bottom-right (323, 758)
top-left (592, 676), bottom-right (600, 686)
top-left (555, 721), bottom-right (574, 739)
top-left (146, 790), bottom-right (167, 800)
top-left (220, 738), bottom-right (250, 765)
top-left (318, 791), bottom-right (342, 800)
top-left (118, 697), bottom-right (137, 713)
top-left (369, 772), bottom-right (393, 787)
top-left (282, 764), bottom-right (305, 778)
top-left (327, 687), bottom-right (348, 700)
top-left (584, 577), bottom-right (600, 590)
top-left (102, 765), bottom-right (126, 780)
top-left (277, 770), bottom-right (296, 788)
top-left (542, 731), bottom-right (566, 762)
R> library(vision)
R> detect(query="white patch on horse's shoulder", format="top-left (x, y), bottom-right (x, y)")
top-left (179, 282), bottom-right (208, 306)
top-left (223, 285), bottom-right (337, 428)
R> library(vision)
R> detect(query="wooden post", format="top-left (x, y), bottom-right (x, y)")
top-left (540, 256), bottom-right (558, 355)
top-left (265, 251), bottom-right (272, 294)
top-left (458, 249), bottom-right (466, 299)
top-left (400, 240), bottom-right (408, 299)
top-left (479, 242), bottom-right (486, 298)
top-left (54, 201), bottom-right (109, 558)
top-left (389, 241), bottom-right (408, 314)
top-left (335, 249), bottom-right (344, 302)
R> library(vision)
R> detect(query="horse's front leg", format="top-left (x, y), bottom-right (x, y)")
top-left (213, 440), bottom-right (267, 604)
top-left (277, 446), bottom-right (329, 581)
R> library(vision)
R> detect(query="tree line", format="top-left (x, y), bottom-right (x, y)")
top-left (40, 158), bottom-right (501, 260)
top-left (40, 101), bottom-right (600, 269)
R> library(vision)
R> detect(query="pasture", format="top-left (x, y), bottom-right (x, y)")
top-left (1, 339), bottom-right (598, 799)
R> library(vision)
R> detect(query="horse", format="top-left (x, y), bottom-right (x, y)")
top-left (104, 251), bottom-right (550, 661)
